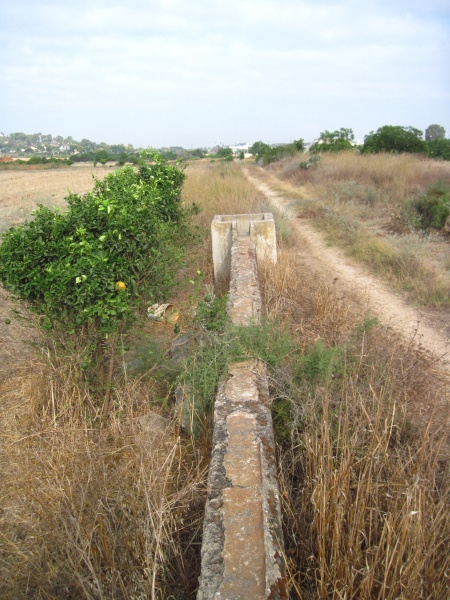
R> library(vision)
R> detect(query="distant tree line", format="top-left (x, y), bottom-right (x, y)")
top-left (249, 139), bottom-right (305, 165)
top-left (249, 124), bottom-right (449, 163)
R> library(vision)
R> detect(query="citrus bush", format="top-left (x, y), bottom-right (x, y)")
top-left (0, 150), bottom-right (190, 401)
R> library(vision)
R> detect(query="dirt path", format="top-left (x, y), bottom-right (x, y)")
top-left (245, 169), bottom-right (450, 374)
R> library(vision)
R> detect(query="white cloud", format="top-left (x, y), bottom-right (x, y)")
top-left (1, 0), bottom-right (449, 146)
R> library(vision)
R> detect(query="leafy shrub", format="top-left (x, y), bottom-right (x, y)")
top-left (195, 294), bottom-right (228, 331)
top-left (426, 138), bottom-right (450, 161)
top-left (413, 181), bottom-right (450, 230)
top-left (0, 151), bottom-right (189, 400)
top-left (249, 139), bottom-right (304, 165)
top-left (214, 147), bottom-right (233, 161)
top-left (295, 339), bottom-right (344, 384)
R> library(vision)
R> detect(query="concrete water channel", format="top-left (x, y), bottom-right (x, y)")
top-left (197, 214), bottom-right (287, 599)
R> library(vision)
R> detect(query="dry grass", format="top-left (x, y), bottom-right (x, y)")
top-left (0, 165), bottom-right (111, 233)
top-left (182, 161), bottom-right (261, 227)
top-left (0, 302), bottom-right (210, 598)
top-left (260, 248), bottom-right (449, 598)
top-left (1, 159), bottom-right (449, 598)
top-left (259, 152), bottom-right (450, 307)
top-left (279, 151), bottom-right (450, 208)
top-left (1, 387), bottom-right (208, 598)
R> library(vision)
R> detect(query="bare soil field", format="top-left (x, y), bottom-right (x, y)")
top-left (0, 165), bottom-right (112, 233)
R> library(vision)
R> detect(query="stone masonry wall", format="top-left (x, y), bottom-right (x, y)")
top-left (197, 227), bottom-right (286, 599)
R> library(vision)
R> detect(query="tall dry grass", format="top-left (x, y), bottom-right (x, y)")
top-left (259, 152), bottom-right (450, 307)
top-left (260, 248), bottom-right (449, 598)
top-left (0, 328), bottom-right (209, 599)
top-left (182, 161), bottom-right (261, 226)
top-left (278, 151), bottom-right (450, 207)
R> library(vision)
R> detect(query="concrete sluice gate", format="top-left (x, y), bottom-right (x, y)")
top-left (197, 214), bottom-right (287, 599)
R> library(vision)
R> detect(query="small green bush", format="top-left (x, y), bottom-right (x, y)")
top-left (310, 128), bottom-right (355, 153)
top-left (295, 339), bottom-right (344, 384)
top-left (249, 139), bottom-right (304, 166)
top-left (426, 138), bottom-right (450, 161)
top-left (413, 181), bottom-right (450, 230)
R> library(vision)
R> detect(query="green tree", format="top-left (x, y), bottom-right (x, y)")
top-left (249, 141), bottom-right (271, 160)
top-left (425, 124), bottom-right (446, 141)
top-left (426, 138), bottom-right (450, 161)
top-left (310, 128), bottom-right (355, 153)
top-left (362, 126), bottom-right (425, 154)
top-left (216, 147), bottom-right (233, 160)
top-left (249, 140), bottom-right (302, 165)
top-left (189, 148), bottom-right (206, 159)
top-left (94, 149), bottom-right (110, 165)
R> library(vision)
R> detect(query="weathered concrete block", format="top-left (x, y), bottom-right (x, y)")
top-left (198, 217), bottom-right (285, 599)
top-left (197, 361), bottom-right (286, 599)
top-left (211, 213), bottom-right (277, 284)
top-left (227, 237), bottom-right (262, 326)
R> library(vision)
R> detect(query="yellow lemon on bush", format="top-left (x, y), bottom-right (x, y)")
top-left (115, 281), bottom-right (126, 291)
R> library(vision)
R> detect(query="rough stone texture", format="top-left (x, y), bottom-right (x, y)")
top-left (198, 218), bottom-right (285, 599)
top-left (136, 411), bottom-right (170, 434)
top-left (197, 361), bottom-right (286, 599)
top-left (211, 213), bottom-right (277, 285)
top-left (227, 237), bottom-right (262, 326)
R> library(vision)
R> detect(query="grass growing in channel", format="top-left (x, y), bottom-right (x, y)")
top-left (1, 159), bottom-right (449, 598)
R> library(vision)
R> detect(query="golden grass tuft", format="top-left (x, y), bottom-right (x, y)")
top-left (260, 247), bottom-right (449, 598)
top-left (182, 161), bottom-right (261, 228)
top-left (0, 347), bottom-right (209, 599)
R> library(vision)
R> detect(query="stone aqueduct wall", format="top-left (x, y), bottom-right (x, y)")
top-left (197, 215), bottom-right (287, 600)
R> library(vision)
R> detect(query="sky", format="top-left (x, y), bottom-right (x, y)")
top-left (1, 0), bottom-right (449, 148)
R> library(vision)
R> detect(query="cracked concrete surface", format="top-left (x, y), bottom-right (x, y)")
top-left (198, 222), bottom-right (286, 599)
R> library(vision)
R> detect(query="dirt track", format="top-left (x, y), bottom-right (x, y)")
top-left (245, 169), bottom-right (450, 373)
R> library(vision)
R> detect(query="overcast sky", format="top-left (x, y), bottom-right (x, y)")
top-left (1, 0), bottom-right (449, 148)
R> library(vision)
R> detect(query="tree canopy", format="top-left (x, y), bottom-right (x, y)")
top-left (309, 129), bottom-right (355, 153)
top-left (362, 126), bottom-right (425, 154)
top-left (425, 124), bottom-right (446, 141)
top-left (249, 139), bottom-right (304, 165)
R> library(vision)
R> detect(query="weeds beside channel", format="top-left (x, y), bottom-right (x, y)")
top-left (260, 248), bottom-right (449, 599)
top-left (1, 159), bottom-right (449, 598)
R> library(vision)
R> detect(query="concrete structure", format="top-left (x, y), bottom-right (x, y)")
top-left (197, 216), bottom-right (286, 599)
top-left (211, 213), bottom-right (277, 285)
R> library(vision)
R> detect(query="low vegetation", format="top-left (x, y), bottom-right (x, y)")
top-left (0, 157), bottom-right (449, 598)
top-left (249, 139), bottom-right (305, 165)
top-left (264, 151), bottom-right (450, 306)
top-left (0, 151), bottom-right (190, 412)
